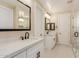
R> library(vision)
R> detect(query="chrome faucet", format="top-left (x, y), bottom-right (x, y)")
top-left (25, 32), bottom-right (29, 39)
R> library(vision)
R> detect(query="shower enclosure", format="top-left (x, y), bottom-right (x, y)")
top-left (71, 12), bottom-right (79, 57)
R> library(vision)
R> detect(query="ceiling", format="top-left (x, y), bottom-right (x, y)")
top-left (1, 0), bottom-right (79, 14)
top-left (38, 0), bottom-right (79, 13)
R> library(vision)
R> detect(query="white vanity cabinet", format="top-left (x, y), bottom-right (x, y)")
top-left (7, 39), bottom-right (44, 58)
top-left (13, 50), bottom-right (26, 58)
top-left (44, 35), bottom-right (56, 49)
top-left (10, 48), bottom-right (27, 58)
top-left (26, 41), bottom-right (44, 58)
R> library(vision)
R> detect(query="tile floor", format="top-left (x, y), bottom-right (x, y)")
top-left (40, 44), bottom-right (75, 58)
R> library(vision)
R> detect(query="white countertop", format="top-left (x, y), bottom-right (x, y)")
top-left (0, 37), bottom-right (44, 58)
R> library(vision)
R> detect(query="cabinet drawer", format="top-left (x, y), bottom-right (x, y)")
top-left (27, 41), bottom-right (44, 56)
top-left (13, 51), bottom-right (26, 58)
top-left (10, 48), bottom-right (27, 58)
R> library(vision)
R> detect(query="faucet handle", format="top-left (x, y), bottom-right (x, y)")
top-left (20, 36), bottom-right (24, 40)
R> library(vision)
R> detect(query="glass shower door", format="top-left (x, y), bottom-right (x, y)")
top-left (73, 12), bottom-right (79, 57)
top-left (73, 28), bottom-right (79, 57)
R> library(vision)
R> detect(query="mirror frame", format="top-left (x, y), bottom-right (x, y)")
top-left (45, 18), bottom-right (55, 31)
top-left (0, 0), bottom-right (31, 31)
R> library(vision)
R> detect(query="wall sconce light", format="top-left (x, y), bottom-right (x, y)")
top-left (19, 17), bottom-right (24, 22)
top-left (19, 11), bottom-right (24, 17)
top-left (45, 13), bottom-right (51, 19)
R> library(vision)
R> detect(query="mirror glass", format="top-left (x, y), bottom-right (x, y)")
top-left (46, 23), bottom-right (50, 30)
top-left (45, 18), bottom-right (55, 31)
top-left (0, 0), bottom-right (31, 31)
top-left (45, 18), bottom-right (50, 30)
top-left (50, 23), bottom-right (55, 30)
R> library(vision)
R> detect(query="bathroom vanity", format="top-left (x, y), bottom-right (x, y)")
top-left (44, 35), bottom-right (56, 49)
top-left (0, 37), bottom-right (44, 58)
top-left (0, 0), bottom-right (44, 58)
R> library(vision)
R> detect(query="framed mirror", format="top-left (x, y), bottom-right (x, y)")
top-left (45, 18), bottom-right (55, 31)
top-left (0, 0), bottom-right (31, 31)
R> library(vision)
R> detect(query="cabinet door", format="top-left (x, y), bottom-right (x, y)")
top-left (27, 45), bottom-right (39, 58)
top-left (27, 41), bottom-right (44, 58)
top-left (27, 51), bottom-right (37, 58)
top-left (45, 36), bottom-right (56, 49)
top-left (13, 51), bottom-right (26, 58)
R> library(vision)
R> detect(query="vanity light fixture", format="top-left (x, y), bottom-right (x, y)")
top-left (19, 17), bottom-right (24, 22)
top-left (19, 11), bottom-right (24, 16)
top-left (18, 11), bottom-right (25, 22)
top-left (18, 11), bottom-right (29, 21)
top-left (45, 13), bottom-right (51, 19)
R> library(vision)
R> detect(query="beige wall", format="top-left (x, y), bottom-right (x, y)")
top-left (0, 0), bottom-right (35, 40)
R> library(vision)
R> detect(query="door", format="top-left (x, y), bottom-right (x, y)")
top-left (72, 12), bottom-right (79, 57)
top-left (57, 13), bottom-right (71, 45)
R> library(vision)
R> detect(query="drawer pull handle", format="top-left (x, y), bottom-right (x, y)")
top-left (37, 52), bottom-right (40, 58)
